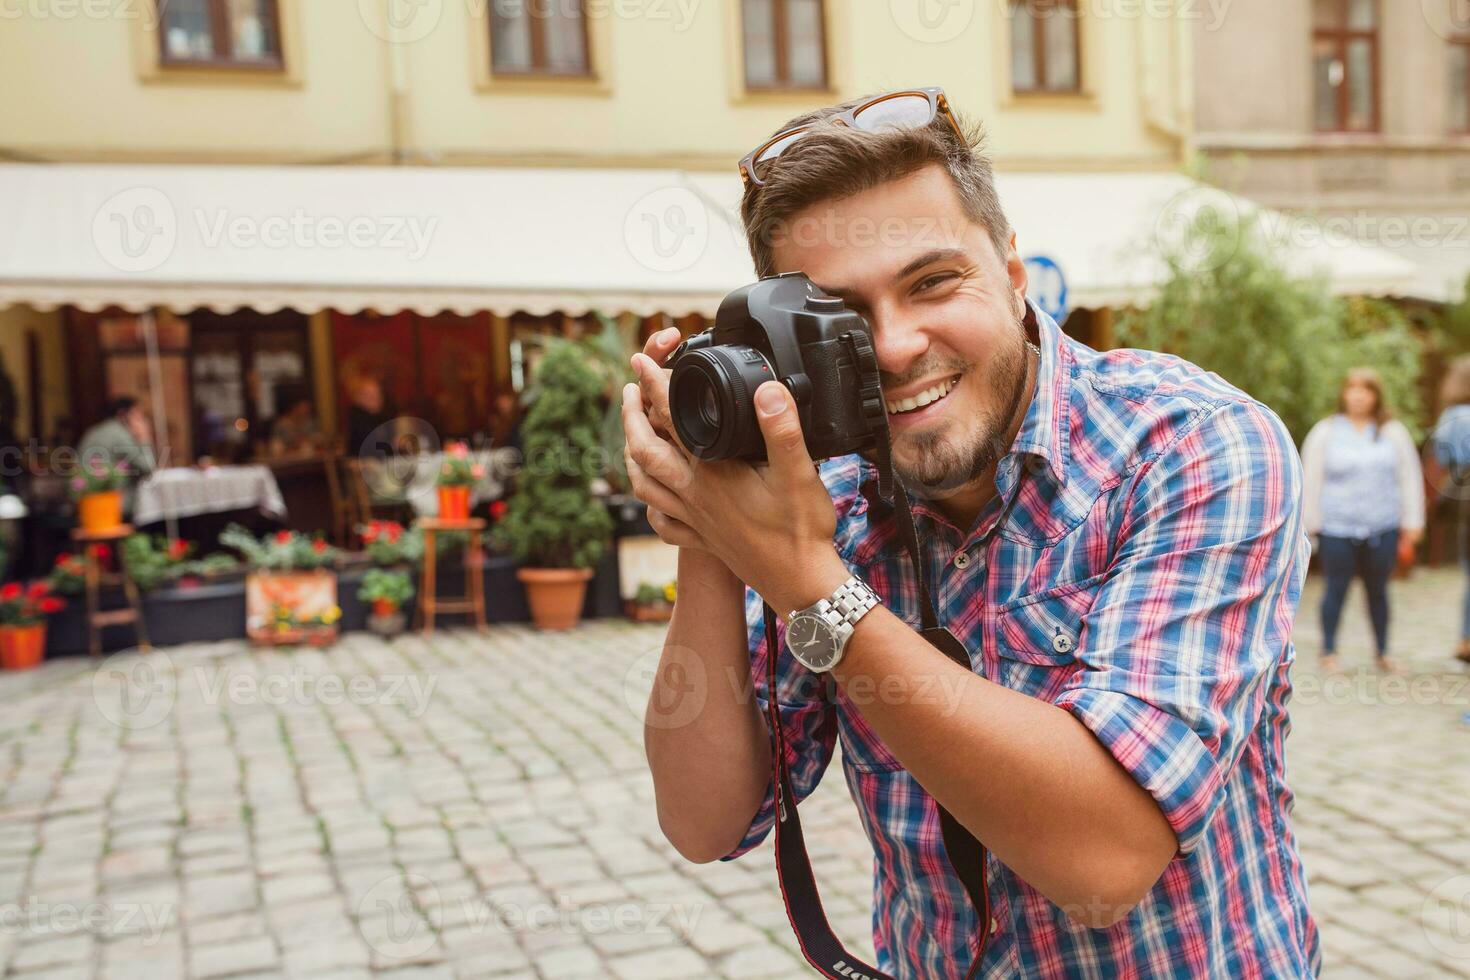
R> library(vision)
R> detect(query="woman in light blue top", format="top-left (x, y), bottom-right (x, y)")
top-left (1430, 355), bottom-right (1470, 665)
top-left (1302, 368), bottom-right (1424, 672)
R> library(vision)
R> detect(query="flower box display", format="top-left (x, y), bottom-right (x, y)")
top-left (221, 525), bottom-right (341, 646)
top-left (626, 580), bottom-right (676, 623)
top-left (0, 581), bottom-right (65, 670)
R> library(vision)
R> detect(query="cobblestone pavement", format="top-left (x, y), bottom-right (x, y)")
top-left (1, 569), bottom-right (1468, 979)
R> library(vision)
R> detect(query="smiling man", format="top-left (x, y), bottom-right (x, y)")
top-left (624, 89), bottom-right (1319, 979)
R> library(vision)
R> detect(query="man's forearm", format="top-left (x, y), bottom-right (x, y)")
top-left (644, 548), bottom-right (772, 863)
top-left (832, 604), bottom-right (1177, 926)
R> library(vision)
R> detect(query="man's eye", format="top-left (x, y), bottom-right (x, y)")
top-left (915, 273), bottom-right (956, 294)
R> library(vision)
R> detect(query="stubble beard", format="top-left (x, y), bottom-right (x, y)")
top-left (890, 310), bottom-right (1031, 499)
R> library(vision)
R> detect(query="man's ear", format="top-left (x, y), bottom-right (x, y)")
top-left (1005, 231), bottom-right (1027, 308)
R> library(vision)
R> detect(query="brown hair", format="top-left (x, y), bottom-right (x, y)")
top-left (739, 94), bottom-right (1011, 278)
top-left (1338, 367), bottom-right (1391, 430)
top-left (1441, 355), bottom-right (1470, 410)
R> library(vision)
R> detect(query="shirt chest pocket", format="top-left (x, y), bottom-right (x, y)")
top-left (992, 577), bottom-right (1103, 702)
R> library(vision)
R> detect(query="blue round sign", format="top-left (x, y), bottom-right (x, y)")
top-left (1024, 255), bottom-right (1069, 324)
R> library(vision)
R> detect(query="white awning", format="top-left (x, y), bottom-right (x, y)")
top-left (0, 163), bottom-right (1431, 318)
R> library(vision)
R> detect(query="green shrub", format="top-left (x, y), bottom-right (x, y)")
top-left (1117, 209), bottom-right (1424, 444)
top-left (491, 338), bottom-right (614, 569)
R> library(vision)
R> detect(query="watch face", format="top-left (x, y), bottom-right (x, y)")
top-left (787, 613), bottom-right (840, 670)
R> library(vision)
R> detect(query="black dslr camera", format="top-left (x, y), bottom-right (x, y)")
top-left (665, 272), bottom-right (888, 463)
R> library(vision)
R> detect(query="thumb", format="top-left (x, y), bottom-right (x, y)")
top-left (754, 381), bottom-right (814, 482)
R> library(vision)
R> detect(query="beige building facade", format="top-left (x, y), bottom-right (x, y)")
top-left (1193, 0), bottom-right (1470, 300)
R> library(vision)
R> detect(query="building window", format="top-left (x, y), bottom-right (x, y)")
top-left (1313, 0), bottom-right (1378, 132)
top-left (1452, 37), bottom-right (1470, 133)
top-left (1010, 0), bottom-right (1080, 94)
top-left (490, 0), bottom-right (591, 76)
top-left (158, 0), bottom-right (283, 69)
top-left (742, 0), bottom-right (828, 90)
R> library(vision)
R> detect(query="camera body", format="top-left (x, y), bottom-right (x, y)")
top-left (666, 272), bottom-right (887, 463)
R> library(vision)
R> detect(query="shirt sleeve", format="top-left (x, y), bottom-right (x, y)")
top-left (1052, 399), bottom-right (1308, 855)
top-left (720, 585), bottom-right (838, 861)
top-left (1391, 421), bottom-right (1425, 532)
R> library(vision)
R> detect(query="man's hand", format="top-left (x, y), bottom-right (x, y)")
top-left (621, 336), bottom-right (847, 614)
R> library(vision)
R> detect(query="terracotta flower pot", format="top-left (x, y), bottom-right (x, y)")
top-left (438, 485), bottom-right (470, 521)
top-left (516, 567), bottom-right (594, 631)
top-left (372, 597), bottom-right (399, 618)
top-left (0, 624), bottom-right (45, 670)
top-left (78, 490), bottom-right (123, 532)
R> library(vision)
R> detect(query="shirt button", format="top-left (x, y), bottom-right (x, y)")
top-left (1051, 631), bottom-right (1074, 655)
top-left (989, 916), bottom-right (1000, 934)
top-left (953, 551), bottom-right (971, 570)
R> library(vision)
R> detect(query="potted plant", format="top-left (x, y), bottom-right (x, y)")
top-left (357, 568), bottom-right (414, 635)
top-left (492, 338), bottom-right (615, 630)
top-left (71, 458), bottom-right (130, 533)
top-left (0, 580), bottom-right (64, 670)
top-left (626, 580), bottom-right (676, 623)
top-left (436, 443), bottom-right (483, 521)
top-left (359, 520), bottom-right (425, 566)
top-left (220, 524), bottom-right (341, 646)
top-left (49, 553), bottom-right (88, 596)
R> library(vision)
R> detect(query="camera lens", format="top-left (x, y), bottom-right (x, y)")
top-left (669, 345), bottom-right (773, 461)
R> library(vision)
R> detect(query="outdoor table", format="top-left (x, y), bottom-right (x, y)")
top-left (133, 465), bottom-right (288, 527)
top-left (359, 448), bottom-right (516, 518)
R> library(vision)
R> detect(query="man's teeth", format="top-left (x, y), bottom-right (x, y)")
top-left (886, 376), bottom-right (958, 416)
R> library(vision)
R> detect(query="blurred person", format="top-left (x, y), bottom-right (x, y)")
top-left (346, 376), bottom-right (393, 457)
top-left (1430, 355), bottom-right (1470, 665)
top-left (625, 89), bottom-right (1319, 978)
top-left (1302, 368), bottom-right (1424, 673)
top-left (78, 396), bottom-right (156, 478)
top-left (488, 390), bottom-right (522, 455)
top-left (269, 389), bottom-right (319, 457)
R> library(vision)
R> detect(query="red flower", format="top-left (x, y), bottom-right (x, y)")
top-left (39, 597), bottom-right (64, 615)
top-left (95, 543), bottom-right (111, 563)
top-left (167, 539), bottom-right (190, 561)
top-left (362, 524), bottom-right (380, 543)
top-left (26, 581), bottom-right (48, 599)
top-left (0, 582), bottom-right (21, 601)
top-left (489, 500), bottom-right (508, 520)
top-left (312, 540), bottom-right (328, 553)
top-left (274, 531), bottom-right (293, 545)
top-left (448, 442), bottom-right (468, 459)
top-left (386, 524), bottom-right (402, 542)
top-left (54, 553), bottom-right (74, 567)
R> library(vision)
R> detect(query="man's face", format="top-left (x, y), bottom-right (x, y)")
top-left (767, 164), bottom-right (1030, 499)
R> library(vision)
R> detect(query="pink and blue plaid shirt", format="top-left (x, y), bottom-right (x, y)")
top-left (725, 305), bottom-right (1320, 978)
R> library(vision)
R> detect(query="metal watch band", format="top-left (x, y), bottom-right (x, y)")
top-left (824, 576), bottom-right (879, 626)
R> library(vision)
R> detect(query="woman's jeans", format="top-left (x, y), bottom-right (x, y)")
top-left (1319, 530), bottom-right (1398, 657)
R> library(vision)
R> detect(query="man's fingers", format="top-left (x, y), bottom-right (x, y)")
top-left (641, 325), bottom-right (682, 363)
top-left (622, 383), bottom-right (694, 490)
top-left (632, 354), bottom-right (691, 453)
top-left (752, 381), bottom-right (817, 486)
top-left (625, 452), bottom-right (693, 525)
top-left (646, 506), bottom-right (705, 550)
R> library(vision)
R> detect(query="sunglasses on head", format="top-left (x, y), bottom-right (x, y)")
top-left (738, 87), bottom-right (965, 188)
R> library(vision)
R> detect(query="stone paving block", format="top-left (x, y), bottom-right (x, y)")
top-left (188, 935), bottom-right (280, 979)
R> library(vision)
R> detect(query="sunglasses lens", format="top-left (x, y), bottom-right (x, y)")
top-left (752, 129), bottom-right (808, 182)
top-left (852, 94), bottom-right (934, 133)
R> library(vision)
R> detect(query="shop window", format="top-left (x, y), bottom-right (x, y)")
top-left (742, 0), bottom-right (828, 90)
top-left (490, 0), bottom-right (591, 76)
top-left (1313, 0), bottom-right (1379, 133)
top-left (157, 0), bottom-right (283, 69)
top-left (1010, 0), bottom-right (1080, 94)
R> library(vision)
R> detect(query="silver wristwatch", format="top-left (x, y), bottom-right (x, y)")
top-left (785, 576), bottom-right (880, 673)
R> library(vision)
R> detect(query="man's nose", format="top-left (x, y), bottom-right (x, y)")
top-left (872, 317), bottom-right (929, 378)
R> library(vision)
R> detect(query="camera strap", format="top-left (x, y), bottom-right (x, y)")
top-left (757, 327), bottom-right (991, 979)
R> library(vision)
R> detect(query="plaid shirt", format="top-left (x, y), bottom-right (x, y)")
top-left (724, 306), bottom-right (1320, 979)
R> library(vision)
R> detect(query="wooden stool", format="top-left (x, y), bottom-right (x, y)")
top-left (415, 517), bottom-right (487, 634)
top-left (71, 525), bottom-right (151, 658)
